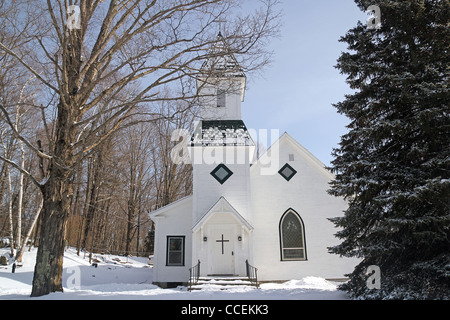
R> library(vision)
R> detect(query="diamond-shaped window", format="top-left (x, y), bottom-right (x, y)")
top-left (278, 163), bottom-right (297, 181)
top-left (211, 164), bottom-right (233, 184)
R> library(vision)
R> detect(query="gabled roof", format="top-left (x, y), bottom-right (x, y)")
top-left (200, 32), bottom-right (246, 79)
top-left (149, 195), bottom-right (192, 218)
top-left (197, 33), bottom-right (247, 101)
top-left (192, 196), bottom-right (253, 232)
top-left (252, 132), bottom-right (334, 180)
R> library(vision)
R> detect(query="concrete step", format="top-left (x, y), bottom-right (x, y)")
top-left (189, 284), bottom-right (255, 291)
top-left (189, 276), bottom-right (257, 291)
top-left (198, 279), bottom-right (253, 286)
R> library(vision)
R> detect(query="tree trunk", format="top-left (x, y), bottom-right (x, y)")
top-left (31, 180), bottom-right (71, 296)
top-left (31, 102), bottom-right (76, 297)
top-left (125, 195), bottom-right (136, 256)
top-left (135, 204), bottom-right (141, 255)
top-left (16, 198), bottom-right (43, 263)
top-left (6, 166), bottom-right (15, 257)
top-left (81, 154), bottom-right (101, 253)
top-left (77, 159), bottom-right (91, 256)
top-left (15, 141), bottom-right (25, 249)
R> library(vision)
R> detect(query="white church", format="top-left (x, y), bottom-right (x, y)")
top-left (149, 34), bottom-right (358, 288)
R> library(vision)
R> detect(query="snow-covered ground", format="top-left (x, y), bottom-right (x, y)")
top-left (0, 247), bottom-right (349, 300)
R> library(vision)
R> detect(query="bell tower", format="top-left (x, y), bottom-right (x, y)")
top-left (196, 32), bottom-right (247, 121)
top-left (189, 33), bottom-right (255, 223)
top-left (188, 33), bottom-right (256, 277)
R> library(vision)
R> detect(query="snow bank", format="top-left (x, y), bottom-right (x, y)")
top-left (260, 277), bottom-right (339, 291)
top-left (0, 247), bottom-right (348, 300)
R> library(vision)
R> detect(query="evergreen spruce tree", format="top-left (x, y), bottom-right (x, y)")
top-left (329, 0), bottom-right (450, 299)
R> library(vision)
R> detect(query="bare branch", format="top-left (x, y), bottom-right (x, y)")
top-left (0, 153), bottom-right (41, 188)
top-left (0, 41), bottom-right (58, 92)
top-left (0, 104), bottom-right (53, 160)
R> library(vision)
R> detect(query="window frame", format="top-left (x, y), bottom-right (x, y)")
top-left (210, 163), bottom-right (233, 185)
top-left (217, 89), bottom-right (226, 108)
top-left (279, 209), bottom-right (307, 261)
top-left (166, 235), bottom-right (185, 266)
top-left (278, 163), bottom-right (297, 181)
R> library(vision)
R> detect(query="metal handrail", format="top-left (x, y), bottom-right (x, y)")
top-left (188, 260), bottom-right (200, 291)
top-left (245, 259), bottom-right (258, 288)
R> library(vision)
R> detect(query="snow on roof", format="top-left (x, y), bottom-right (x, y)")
top-left (190, 120), bottom-right (254, 147)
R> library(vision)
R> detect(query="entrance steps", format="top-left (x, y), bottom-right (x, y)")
top-left (189, 276), bottom-right (257, 291)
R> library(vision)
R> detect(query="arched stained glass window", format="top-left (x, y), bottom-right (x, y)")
top-left (280, 209), bottom-right (306, 261)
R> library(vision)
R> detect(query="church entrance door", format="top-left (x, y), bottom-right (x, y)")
top-left (210, 225), bottom-right (235, 275)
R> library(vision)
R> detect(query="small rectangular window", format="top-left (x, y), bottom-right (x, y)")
top-left (289, 154), bottom-right (294, 161)
top-left (217, 89), bottom-right (226, 107)
top-left (166, 236), bottom-right (185, 266)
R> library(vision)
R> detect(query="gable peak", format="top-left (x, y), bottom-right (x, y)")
top-left (200, 33), bottom-right (246, 78)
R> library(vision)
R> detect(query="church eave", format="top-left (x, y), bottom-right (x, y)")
top-left (251, 132), bottom-right (334, 180)
top-left (148, 195), bottom-right (193, 218)
top-left (192, 196), bottom-right (253, 233)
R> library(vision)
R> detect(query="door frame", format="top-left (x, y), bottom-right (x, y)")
top-left (208, 224), bottom-right (236, 275)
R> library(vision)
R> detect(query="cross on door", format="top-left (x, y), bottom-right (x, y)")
top-left (216, 234), bottom-right (229, 255)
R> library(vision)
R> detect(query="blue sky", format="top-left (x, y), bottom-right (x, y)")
top-left (241, 0), bottom-right (367, 166)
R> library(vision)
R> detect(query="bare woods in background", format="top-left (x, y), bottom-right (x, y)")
top-left (0, 0), bottom-right (280, 296)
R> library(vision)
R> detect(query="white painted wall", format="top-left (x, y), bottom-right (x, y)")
top-left (198, 78), bottom-right (245, 120)
top-left (191, 145), bottom-right (254, 225)
top-left (151, 197), bottom-right (193, 284)
top-left (250, 135), bottom-right (359, 281)
top-left (151, 134), bottom-right (358, 284)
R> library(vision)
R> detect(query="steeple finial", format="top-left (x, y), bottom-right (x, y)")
top-left (214, 18), bottom-right (227, 37)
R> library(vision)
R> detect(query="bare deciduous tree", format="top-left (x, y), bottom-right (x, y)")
top-left (0, 0), bottom-right (280, 297)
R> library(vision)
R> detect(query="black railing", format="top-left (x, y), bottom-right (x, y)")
top-left (245, 259), bottom-right (258, 288)
top-left (188, 260), bottom-right (200, 291)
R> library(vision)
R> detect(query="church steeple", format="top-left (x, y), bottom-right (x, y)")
top-left (188, 34), bottom-right (254, 229)
top-left (200, 32), bottom-right (246, 81)
top-left (197, 33), bottom-right (247, 121)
